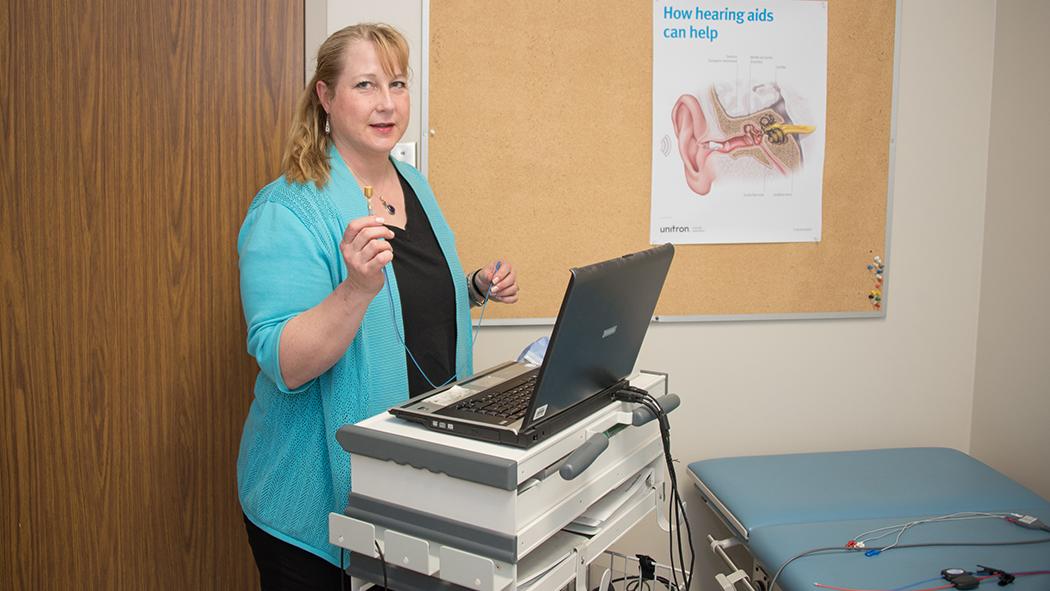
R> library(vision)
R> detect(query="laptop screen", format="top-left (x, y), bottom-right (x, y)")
top-left (521, 243), bottom-right (674, 429)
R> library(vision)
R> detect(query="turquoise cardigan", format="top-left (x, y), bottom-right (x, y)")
top-left (236, 145), bottom-right (474, 565)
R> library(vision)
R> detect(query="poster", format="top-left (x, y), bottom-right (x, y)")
top-left (651, 1), bottom-right (828, 244)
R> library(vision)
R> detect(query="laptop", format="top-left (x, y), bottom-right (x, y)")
top-left (389, 243), bottom-right (674, 448)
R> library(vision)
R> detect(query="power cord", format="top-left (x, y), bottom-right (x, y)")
top-left (341, 545), bottom-right (389, 591)
top-left (613, 386), bottom-right (695, 590)
top-left (340, 548), bottom-right (346, 591)
top-left (591, 575), bottom-right (679, 591)
top-left (374, 540), bottom-right (389, 589)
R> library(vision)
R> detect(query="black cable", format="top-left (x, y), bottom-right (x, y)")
top-left (617, 390), bottom-right (683, 588)
top-left (340, 548), bottom-right (346, 591)
top-left (640, 393), bottom-right (694, 591)
top-left (622, 391), bottom-right (680, 588)
top-left (617, 388), bottom-right (695, 590)
top-left (374, 540), bottom-right (388, 589)
top-left (649, 575), bottom-right (679, 590)
top-left (641, 397), bottom-right (686, 591)
top-left (592, 574), bottom-right (679, 591)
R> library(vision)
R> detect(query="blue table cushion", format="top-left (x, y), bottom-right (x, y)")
top-left (687, 447), bottom-right (1047, 536)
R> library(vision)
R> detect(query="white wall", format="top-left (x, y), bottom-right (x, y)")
top-left (970, 0), bottom-right (1050, 499)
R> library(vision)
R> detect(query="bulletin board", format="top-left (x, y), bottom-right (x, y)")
top-left (427, 0), bottom-right (897, 320)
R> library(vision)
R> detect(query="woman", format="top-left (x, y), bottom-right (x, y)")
top-left (237, 23), bottom-right (518, 589)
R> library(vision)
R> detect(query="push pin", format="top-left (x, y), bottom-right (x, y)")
top-left (866, 256), bottom-right (886, 310)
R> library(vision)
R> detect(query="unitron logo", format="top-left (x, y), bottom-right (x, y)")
top-left (602, 325), bottom-right (618, 338)
top-left (660, 225), bottom-right (690, 233)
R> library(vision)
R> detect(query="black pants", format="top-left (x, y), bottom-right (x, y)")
top-left (243, 514), bottom-right (390, 590)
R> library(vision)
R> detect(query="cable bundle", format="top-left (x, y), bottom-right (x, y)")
top-left (615, 386), bottom-right (695, 590)
top-left (768, 511), bottom-right (1050, 591)
top-left (847, 512), bottom-right (1019, 554)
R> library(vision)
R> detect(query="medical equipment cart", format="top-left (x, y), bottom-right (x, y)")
top-left (330, 371), bottom-right (678, 591)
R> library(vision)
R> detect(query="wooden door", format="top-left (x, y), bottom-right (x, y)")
top-left (1, 2), bottom-right (303, 588)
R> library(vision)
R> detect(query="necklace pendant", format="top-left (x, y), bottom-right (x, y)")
top-left (384, 202), bottom-right (396, 216)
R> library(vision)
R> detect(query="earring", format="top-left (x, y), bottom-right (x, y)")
top-left (324, 115), bottom-right (330, 135)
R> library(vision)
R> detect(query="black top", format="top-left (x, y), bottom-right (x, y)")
top-left (388, 172), bottom-right (457, 397)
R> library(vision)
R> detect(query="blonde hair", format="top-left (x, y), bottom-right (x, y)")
top-left (282, 23), bottom-right (410, 187)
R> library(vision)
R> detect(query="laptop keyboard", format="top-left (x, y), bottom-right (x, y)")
top-left (454, 375), bottom-right (538, 420)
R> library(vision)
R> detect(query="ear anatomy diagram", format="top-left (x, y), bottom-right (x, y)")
top-left (673, 85), bottom-right (815, 196)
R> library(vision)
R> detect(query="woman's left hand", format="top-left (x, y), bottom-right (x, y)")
top-left (476, 260), bottom-right (519, 304)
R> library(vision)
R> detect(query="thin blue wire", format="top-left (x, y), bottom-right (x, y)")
top-left (382, 262), bottom-right (497, 390)
top-left (472, 262), bottom-right (499, 347)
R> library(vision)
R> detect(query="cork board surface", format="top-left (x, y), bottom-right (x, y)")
top-left (428, 0), bottom-right (894, 319)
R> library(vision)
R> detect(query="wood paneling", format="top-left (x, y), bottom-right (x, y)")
top-left (1, 2), bottom-right (302, 588)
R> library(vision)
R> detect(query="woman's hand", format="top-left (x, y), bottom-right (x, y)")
top-left (475, 260), bottom-right (519, 304)
top-left (340, 216), bottom-right (394, 297)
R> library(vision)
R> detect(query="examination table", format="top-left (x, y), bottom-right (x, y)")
top-left (688, 447), bottom-right (1050, 591)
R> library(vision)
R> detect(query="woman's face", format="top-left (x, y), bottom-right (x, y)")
top-left (319, 40), bottom-right (409, 160)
